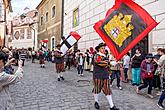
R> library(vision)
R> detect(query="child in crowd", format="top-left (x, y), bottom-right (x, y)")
top-left (76, 53), bottom-right (84, 76)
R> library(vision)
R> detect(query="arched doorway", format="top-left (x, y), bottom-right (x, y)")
top-left (131, 35), bottom-right (149, 58)
top-left (51, 36), bottom-right (56, 51)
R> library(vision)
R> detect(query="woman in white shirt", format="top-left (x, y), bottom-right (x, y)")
top-left (123, 52), bottom-right (131, 82)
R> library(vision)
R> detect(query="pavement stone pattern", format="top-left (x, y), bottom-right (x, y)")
top-left (0, 87), bottom-right (15, 110)
top-left (3, 61), bottom-right (161, 110)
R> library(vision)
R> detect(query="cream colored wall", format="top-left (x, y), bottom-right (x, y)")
top-left (37, 0), bottom-right (62, 49)
top-left (64, 0), bottom-right (165, 52)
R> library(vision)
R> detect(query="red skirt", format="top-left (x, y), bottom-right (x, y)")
top-left (56, 63), bottom-right (65, 73)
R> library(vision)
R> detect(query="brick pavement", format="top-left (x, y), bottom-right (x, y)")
top-left (6, 61), bottom-right (161, 110)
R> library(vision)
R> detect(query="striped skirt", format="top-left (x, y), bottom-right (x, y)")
top-left (39, 59), bottom-right (45, 64)
top-left (92, 79), bottom-right (112, 95)
top-left (55, 63), bottom-right (65, 73)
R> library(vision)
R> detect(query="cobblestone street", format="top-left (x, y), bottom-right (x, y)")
top-left (7, 61), bottom-right (160, 110)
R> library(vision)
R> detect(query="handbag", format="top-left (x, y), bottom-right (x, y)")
top-left (144, 72), bottom-right (154, 79)
top-left (141, 71), bottom-right (153, 79)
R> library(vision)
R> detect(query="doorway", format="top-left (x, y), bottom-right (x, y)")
top-left (131, 35), bottom-right (149, 58)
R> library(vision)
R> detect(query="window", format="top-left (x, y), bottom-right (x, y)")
top-left (20, 29), bottom-right (25, 39)
top-left (14, 31), bottom-right (20, 40)
top-left (27, 29), bottom-right (32, 39)
top-left (46, 12), bottom-right (48, 22)
top-left (52, 6), bottom-right (56, 18)
top-left (73, 7), bottom-right (79, 27)
top-left (33, 12), bottom-right (38, 17)
top-left (41, 17), bottom-right (43, 25)
top-left (51, 37), bottom-right (55, 51)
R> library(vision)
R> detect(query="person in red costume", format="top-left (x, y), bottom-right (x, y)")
top-left (93, 43), bottom-right (119, 110)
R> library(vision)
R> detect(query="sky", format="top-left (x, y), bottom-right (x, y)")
top-left (11, 0), bottom-right (42, 16)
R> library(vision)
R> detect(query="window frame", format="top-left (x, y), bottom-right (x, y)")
top-left (46, 12), bottom-right (48, 22)
top-left (51, 5), bottom-right (56, 18)
top-left (73, 7), bottom-right (79, 28)
top-left (27, 28), bottom-right (32, 39)
top-left (51, 36), bottom-right (56, 51)
top-left (40, 16), bottom-right (43, 25)
top-left (20, 29), bottom-right (25, 39)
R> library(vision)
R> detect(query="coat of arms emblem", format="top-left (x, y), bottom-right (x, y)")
top-left (103, 13), bottom-right (134, 47)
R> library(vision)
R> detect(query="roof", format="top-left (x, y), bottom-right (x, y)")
top-left (12, 10), bottom-right (38, 27)
top-left (36, 0), bottom-right (47, 9)
top-left (26, 10), bottom-right (38, 18)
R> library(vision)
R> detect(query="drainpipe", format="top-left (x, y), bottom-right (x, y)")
top-left (3, 5), bottom-right (6, 47)
top-left (61, 0), bottom-right (64, 40)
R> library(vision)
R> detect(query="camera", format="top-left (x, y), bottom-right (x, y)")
top-left (8, 57), bottom-right (15, 63)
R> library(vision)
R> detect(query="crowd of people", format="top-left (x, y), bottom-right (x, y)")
top-left (50, 43), bottom-right (165, 110)
top-left (0, 44), bottom-right (165, 110)
top-left (53, 44), bottom-right (165, 110)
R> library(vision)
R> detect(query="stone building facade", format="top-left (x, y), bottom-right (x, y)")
top-left (36, 0), bottom-right (62, 50)
top-left (63, 0), bottom-right (165, 53)
top-left (0, 0), bottom-right (12, 47)
top-left (10, 10), bottom-right (38, 50)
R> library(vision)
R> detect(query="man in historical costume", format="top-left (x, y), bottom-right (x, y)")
top-left (39, 49), bottom-right (45, 68)
top-left (54, 44), bottom-right (65, 81)
top-left (93, 43), bottom-right (119, 110)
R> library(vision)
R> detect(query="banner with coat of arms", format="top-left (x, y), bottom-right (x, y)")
top-left (94, 0), bottom-right (158, 61)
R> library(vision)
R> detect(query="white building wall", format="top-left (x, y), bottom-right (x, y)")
top-left (9, 27), bottom-right (34, 49)
top-left (64, 0), bottom-right (165, 52)
top-left (135, 0), bottom-right (165, 52)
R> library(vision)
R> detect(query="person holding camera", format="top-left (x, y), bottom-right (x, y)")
top-left (0, 51), bottom-right (23, 90)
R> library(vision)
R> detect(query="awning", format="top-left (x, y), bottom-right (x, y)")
top-left (40, 39), bottom-right (48, 43)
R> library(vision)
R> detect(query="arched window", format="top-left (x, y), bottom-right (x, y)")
top-left (46, 12), bottom-right (48, 22)
top-left (41, 16), bottom-right (43, 25)
top-left (52, 6), bottom-right (56, 18)
top-left (51, 36), bottom-right (56, 51)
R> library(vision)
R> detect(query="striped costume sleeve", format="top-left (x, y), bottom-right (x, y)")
top-left (95, 54), bottom-right (108, 67)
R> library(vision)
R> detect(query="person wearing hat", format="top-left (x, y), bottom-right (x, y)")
top-left (54, 44), bottom-right (65, 81)
top-left (93, 43), bottom-right (119, 110)
top-left (38, 49), bottom-right (45, 68)
top-left (0, 51), bottom-right (23, 90)
top-left (136, 53), bottom-right (155, 98)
